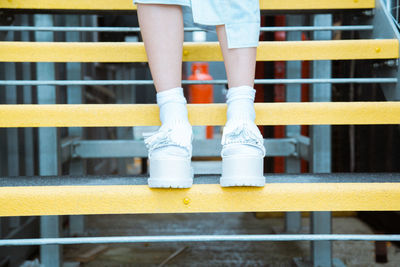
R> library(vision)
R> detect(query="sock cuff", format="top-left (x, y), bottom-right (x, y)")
top-left (226, 86), bottom-right (256, 104)
top-left (156, 87), bottom-right (187, 107)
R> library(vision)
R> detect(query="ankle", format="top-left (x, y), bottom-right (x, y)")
top-left (226, 85), bottom-right (256, 122)
top-left (157, 87), bottom-right (189, 125)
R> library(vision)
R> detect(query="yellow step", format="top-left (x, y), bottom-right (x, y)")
top-left (0, 182), bottom-right (398, 216)
top-left (0, 102), bottom-right (399, 127)
top-left (1, 40), bottom-right (397, 62)
top-left (0, 0), bottom-right (375, 11)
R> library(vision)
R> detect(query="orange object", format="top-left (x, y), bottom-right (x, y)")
top-left (188, 63), bottom-right (213, 139)
top-left (301, 32), bottom-right (310, 173)
top-left (274, 15), bottom-right (286, 173)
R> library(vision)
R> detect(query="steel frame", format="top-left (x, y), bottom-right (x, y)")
top-left (0, 78), bottom-right (396, 86)
top-left (60, 138), bottom-right (303, 162)
top-left (1, 234), bottom-right (400, 247)
top-left (66, 14), bottom-right (86, 238)
top-left (361, 0), bottom-right (400, 101)
top-left (284, 14), bottom-right (304, 235)
top-left (1, 1), bottom-right (399, 266)
top-left (34, 14), bottom-right (62, 267)
top-left (310, 14), bottom-right (334, 267)
top-left (0, 25), bottom-right (375, 32)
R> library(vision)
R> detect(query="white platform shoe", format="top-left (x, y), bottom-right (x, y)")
top-left (220, 119), bottom-right (266, 187)
top-left (144, 121), bottom-right (193, 188)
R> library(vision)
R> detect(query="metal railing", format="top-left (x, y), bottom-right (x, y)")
top-left (0, 25), bottom-right (374, 32)
top-left (0, 78), bottom-right (397, 86)
top-left (1, 234), bottom-right (400, 246)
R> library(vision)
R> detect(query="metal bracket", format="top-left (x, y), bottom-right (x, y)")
top-left (361, 0), bottom-right (400, 101)
top-left (61, 136), bottom-right (81, 162)
top-left (287, 135), bottom-right (310, 160)
top-left (297, 135), bottom-right (310, 160)
top-left (288, 138), bottom-right (299, 157)
top-left (362, 9), bottom-right (375, 17)
top-left (71, 141), bottom-right (81, 159)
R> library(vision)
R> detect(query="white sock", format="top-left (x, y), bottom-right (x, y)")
top-left (151, 87), bottom-right (191, 158)
top-left (224, 85), bottom-right (263, 156)
top-left (226, 85), bottom-right (256, 122)
top-left (157, 87), bottom-right (189, 125)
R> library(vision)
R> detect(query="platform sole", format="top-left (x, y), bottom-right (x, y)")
top-left (220, 155), bottom-right (265, 187)
top-left (148, 157), bottom-right (193, 188)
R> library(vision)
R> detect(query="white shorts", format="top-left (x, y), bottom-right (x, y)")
top-left (133, 0), bottom-right (260, 48)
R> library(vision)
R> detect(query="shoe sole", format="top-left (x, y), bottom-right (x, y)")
top-left (220, 155), bottom-right (265, 187)
top-left (148, 157), bottom-right (193, 188)
top-left (220, 177), bottom-right (265, 187)
top-left (148, 178), bottom-right (193, 188)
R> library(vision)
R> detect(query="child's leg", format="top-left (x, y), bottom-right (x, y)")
top-left (216, 25), bottom-right (256, 89)
top-left (137, 4), bottom-right (193, 188)
top-left (216, 25), bottom-right (257, 123)
top-left (137, 4), bottom-right (183, 92)
top-left (216, 25), bottom-right (265, 187)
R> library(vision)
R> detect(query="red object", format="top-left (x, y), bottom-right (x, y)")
top-left (274, 15), bottom-right (286, 173)
top-left (255, 15), bottom-right (266, 136)
top-left (301, 33), bottom-right (310, 173)
top-left (188, 63), bottom-right (214, 139)
top-left (273, 19), bottom-right (310, 173)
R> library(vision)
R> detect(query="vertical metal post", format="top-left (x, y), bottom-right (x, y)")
top-left (35, 14), bottom-right (62, 267)
top-left (0, 50), bottom-right (5, 242)
top-left (285, 15), bottom-right (303, 234)
top-left (125, 65), bottom-right (135, 171)
top-left (311, 14), bottom-right (332, 267)
top-left (116, 65), bottom-right (134, 175)
top-left (130, 65), bottom-right (137, 142)
top-left (116, 66), bottom-right (127, 175)
top-left (4, 29), bottom-right (21, 230)
top-left (66, 15), bottom-right (87, 237)
top-left (21, 15), bottom-right (34, 176)
top-left (5, 30), bottom-right (19, 178)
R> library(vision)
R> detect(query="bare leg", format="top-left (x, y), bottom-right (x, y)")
top-left (216, 25), bottom-right (257, 88)
top-left (217, 25), bottom-right (265, 187)
top-left (138, 4), bottom-right (192, 188)
top-left (137, 4), bottom-right (184, 92)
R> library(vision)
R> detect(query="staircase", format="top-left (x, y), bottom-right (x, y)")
top-left (1, 0), bottom-right (400, 266)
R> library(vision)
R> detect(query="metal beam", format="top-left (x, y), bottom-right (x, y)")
top-left (35, 14), bottom-right (62, 267)
top-left (4, 30), bottom-right (19, 178)
top-left (1, 40), bottom-right (397, 62)
top-left (21, 15), bottom-right (35, 177)
top-left (285, 15), bottom-right (304, 234)
top-left (61, 138), bottom-right (297, 161)
top-left (310, 14), bottom-right (333, 267)
top-left (0, 0), bottom-right (375, 11)
top-left (5, 172), bottom-right (397, 186)
top-left (66, 15), bottom-right (86, 237)
top-left (115, 65), bottom-right (133, 175)
top-left (2, 234), bottom-right (400, 247)
top-left (363, 0), bottom-right (400, 100)
top-left (4, 24), bottom-right (21, 233)
top-left (0, 174), bottom-right (400, 216)
top-left (0, 78), bottom-right (396, 86)
top-left (0, 25), bottom-right (375, 32)
top-left (0, 102), bottom-right (399, 127)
